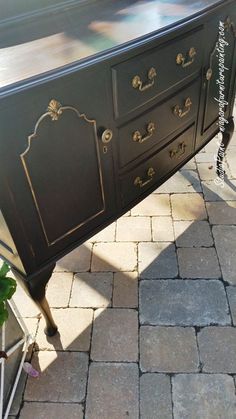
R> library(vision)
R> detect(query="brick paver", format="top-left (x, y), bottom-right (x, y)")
top-left (226, 286), bottom-right (236, 325)
top-left (198, 327), bottom-right (236, 373)
top-left (140, 326), bottom-right (199, 372)
top-left (177, 247), bottom-right (221, 278)
top-left (227, 149), bottom-right (236, 177)
top-left (197, 162), bottom-right (232, 181)
top-left (154, 170), bottom-right (202, 193)
top-left (91, 242), bottom-right (137, 271)
top-left (24, 352), bottom-right (88, 403)
top-left (152, 217), bottom-right (174, 241)
top-left (171, 193), bottom-right (207, 220)
top-left (131, 194), bottom-right (171, 216)
top-left (46, 272), bottom-right (73, 307)
top-left (10, 126), bottom-right (236, 418)
top-left (140, 280), bottom-right (230, 326)
top-left (55, 244), bottom-right (92, 272)
top-left (138, 242), bottom-right (178, 279)
top-left (116, 216), bottom-right (151, 241)
top-left (89, 222), bottom-right (116, 242)
top-left (19, 402), bottom-right (84, 419)
top-left (172, 374), bottom-right (236, 419)
top-left (113, 271), bottom-right (138, 308)
top-left (70, 272), bottom-right (113, 308)
top-left (91, 308), bottom-right (138, 362)
top-left (206, 201), bottom-right (236, 224)
top-left (179, 157), bottom-right (197, 170)
top-left (85, 363), bottom-right (139, 419)
top-left (212, 225), bottom-right (236, 285)
top-left (140, 374), bottom-right (172, 419)
top-left (36, 308), bottom-right (93, 351)
top-left (195, 150), bottom-right (216, 162)
top-left (202, 179), bottom-right (236, 201)
top-left (174, 220), bottom-right (213, 247)
top-left (13, 282), bottom-right (40, 318)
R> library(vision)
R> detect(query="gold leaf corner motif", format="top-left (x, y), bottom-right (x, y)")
top-left (47, 99), bottom-right (62, 121)
top-left (224, 16), bottom-right (236, 38)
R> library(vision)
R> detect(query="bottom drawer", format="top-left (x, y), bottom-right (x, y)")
top-left (120, 124), bottom-right (195, 207)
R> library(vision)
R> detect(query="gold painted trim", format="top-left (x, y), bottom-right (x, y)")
top-left (204, 15), bottom-right (236, 83)
top-left (224, 16), bottom-right (236, 38)
top-left (202, 15), bottom-right (236, 133)
top-left (20, 99), bottom-right (106, 246)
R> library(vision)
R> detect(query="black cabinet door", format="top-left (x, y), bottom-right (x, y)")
top-left (196, 3), bottom-right (236, 149)
top-left (0, 64), bottom-right (115, 271)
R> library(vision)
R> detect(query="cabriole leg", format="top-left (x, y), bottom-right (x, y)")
top-left (12, 264), bottom-right (58, 337)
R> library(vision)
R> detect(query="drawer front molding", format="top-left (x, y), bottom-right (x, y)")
top-left (112, 27), bottom-right (203, 118)
top-left (120, 124), bottom-right (195, 207)
top-left (118, 79), bottom-right (200, 169)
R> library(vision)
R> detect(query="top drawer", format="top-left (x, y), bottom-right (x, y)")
top-left (112, 27), bottom-right (203, 118)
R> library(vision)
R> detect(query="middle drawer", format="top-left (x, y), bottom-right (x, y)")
top-left (118, 78), bottom-right (200, 169)
top-left (120, 123), bottom-right (195, 208)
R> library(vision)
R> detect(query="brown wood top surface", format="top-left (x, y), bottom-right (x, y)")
top-left (0, 0), bottom-right (222, 90)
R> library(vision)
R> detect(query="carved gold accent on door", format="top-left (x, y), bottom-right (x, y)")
top-left (224, 16), bottom-right (236, 37)
top-left (47, 99), bottom-right (63, 120)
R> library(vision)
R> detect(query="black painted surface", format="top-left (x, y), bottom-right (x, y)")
top-left (195, 2), bottom-right (236, 149)
top-left (112, 27), bottom-right (204, 118)
top-left (118, 78), bottom-right (201, 169)
top-left (120, 124), bottom-right (195, 207)
top-left (0, 0), bottom-right (235, 279)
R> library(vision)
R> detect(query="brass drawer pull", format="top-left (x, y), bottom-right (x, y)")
top-left (173, 97), bottom-right (192, 118)
top-left (133, 122), bottom-right (155, 143)
top-left (176, 47), bottom-right (196, 68)
top-left (134, 167), bottom-right (155, 188)
top-left (132, 67), bottom-right (157, 92)
top-left (169, 141), bottom-right (186, 159)
top-left (206, 68), bottom-right (213, 81)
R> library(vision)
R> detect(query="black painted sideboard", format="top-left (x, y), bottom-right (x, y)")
top-left (0, 0), bottom-right (235, 335)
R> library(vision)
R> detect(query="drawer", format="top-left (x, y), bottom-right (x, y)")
top-left (118, 79), bottom-right (200, 168)
top-left (112, 27), bottom-right (203, 117)
top-left (120, 124), bottom-right (195, 207)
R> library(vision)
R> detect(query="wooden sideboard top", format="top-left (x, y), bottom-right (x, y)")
top-left (0, 0), bottom-right (225, 91)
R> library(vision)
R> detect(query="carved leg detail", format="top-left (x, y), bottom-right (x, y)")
top-left (12, 264), bottom-right (58, 336)
top-left (34, 295), bottom-right (58, 337)
top-left (216, 116), bottom-right (234, 177)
